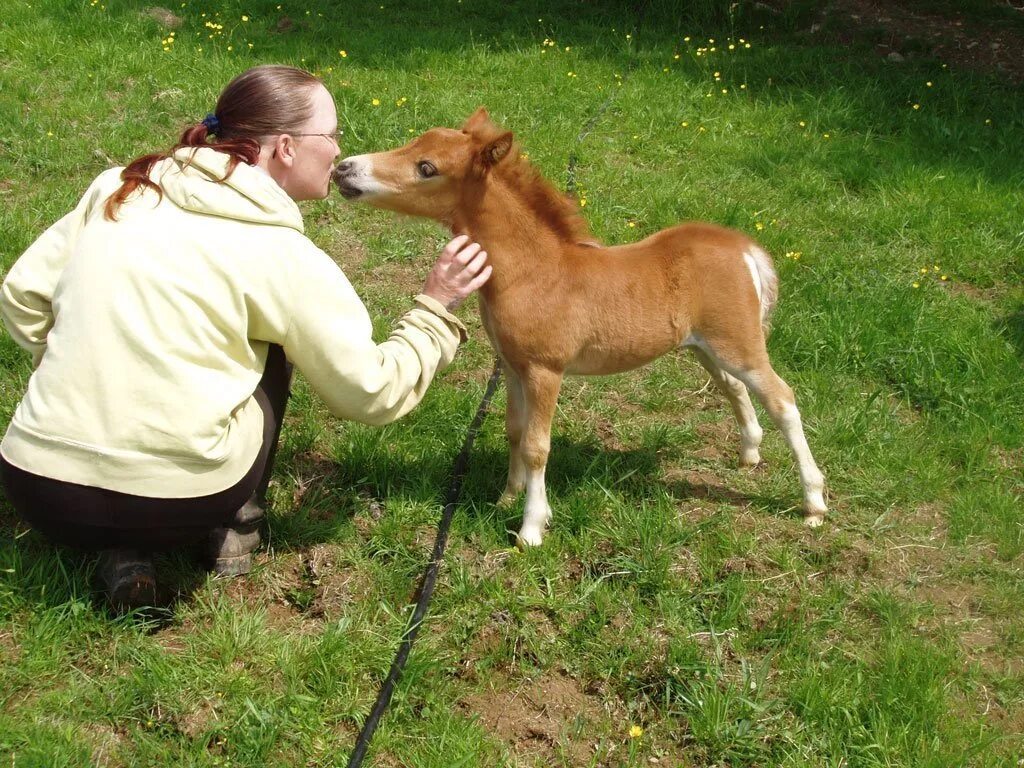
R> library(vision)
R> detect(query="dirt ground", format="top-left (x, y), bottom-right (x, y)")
top-left (808, 0), bottom-right (1024, 82)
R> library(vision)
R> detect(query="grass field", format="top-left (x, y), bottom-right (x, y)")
top-left (1, 0), bottom-right (1023, 765)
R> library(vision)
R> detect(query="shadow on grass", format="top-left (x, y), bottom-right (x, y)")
top-left (0, 520), bottom-right (207, 627)
top-left (271, 432), bottom-right (770, 543)
top-left (996, 301), bottom-right (1024, 359)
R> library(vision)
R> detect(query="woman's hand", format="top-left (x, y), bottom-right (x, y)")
top-left (421, 235), bottom-right (492, 311)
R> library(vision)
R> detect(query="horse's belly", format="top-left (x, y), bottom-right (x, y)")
top-left (566, 341), bottom-right (675, 376)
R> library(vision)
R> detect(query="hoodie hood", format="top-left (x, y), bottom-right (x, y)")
top-left (156, 147), bottom-right (304, 233)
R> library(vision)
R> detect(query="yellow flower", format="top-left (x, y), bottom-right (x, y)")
top-left (241, 14), bottom-right (248, 21)
top-left (926, 81), bottom-right (933, 87)
top-left (755, 222), bottom-right (764, 231)
top-left (371, 98), bottom-right (380, 106)
top-left (913, 104), bottom-right (920, 110)
top-left (823, 133), bottom-right (830, 138)
top-left (799, 121), bottom-right (806, 127)
top-left (579, 198), bottom-right (587, 207)
top-left (681, 121), bottom-right (689, 127)
top-left (627, 221), bottom-right (636, 228)
top-left (339, 50), bottom-right (347, 57)
top-left (684, 36), bottom-right (690, 42)
top-left (629, 725), bottom-right (644, 739)
top-left (941, 275), bottom-right (948, 281)
top-left (912, 282), bottom-right (920, 288)
top-left (920, 267), bottom-right (928, 274)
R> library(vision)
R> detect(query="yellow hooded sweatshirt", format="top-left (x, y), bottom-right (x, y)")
top-left (0, 147), bottom-right (466, 497)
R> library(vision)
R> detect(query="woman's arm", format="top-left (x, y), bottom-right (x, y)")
top-left (0, 169), bottom-right (121, 365)
top-left (280, 237), bottom-right (488, 425)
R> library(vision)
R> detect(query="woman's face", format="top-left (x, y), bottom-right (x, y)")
top-left (271, 84), bottom-right (342, 201)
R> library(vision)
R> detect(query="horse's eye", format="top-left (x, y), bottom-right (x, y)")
top-left (418, 161), bottom-right (438, 179)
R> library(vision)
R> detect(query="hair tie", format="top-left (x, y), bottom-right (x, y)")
top-left (201, 113), bottom-right (221, 136)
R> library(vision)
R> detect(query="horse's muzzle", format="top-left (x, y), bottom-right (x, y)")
top-left (332, 164), bottom-right (363, 199)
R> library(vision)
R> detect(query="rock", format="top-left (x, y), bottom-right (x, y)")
top-left (143, 7), bottom-right (182, 28)
top-left (887, 51), bottom-right (905, 63)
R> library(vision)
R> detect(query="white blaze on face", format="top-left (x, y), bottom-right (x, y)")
top-left (337, 154), bottom-right (396, 197)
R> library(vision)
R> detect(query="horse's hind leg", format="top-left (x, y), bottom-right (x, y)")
top-left (515, 365), bottom-right (563, 547)
top-left (498, 363), bottom-right (527, 508)
top-left (691, 347), bottom-right (764, 467)
top-left (705, 344), bottom-right (827, 526)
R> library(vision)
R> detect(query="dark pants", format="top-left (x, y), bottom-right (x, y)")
top-left (0, 345), bottom-right (292, 552)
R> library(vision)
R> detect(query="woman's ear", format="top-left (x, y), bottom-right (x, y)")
top-left (272, 134), bottom-right (297, 166)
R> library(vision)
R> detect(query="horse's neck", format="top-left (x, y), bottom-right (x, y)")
top-left (453, 178), bottom-right (564, 289)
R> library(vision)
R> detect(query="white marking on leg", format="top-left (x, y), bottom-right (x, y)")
top-left (778, 402), bottom-right (827, 524)
top-left (517, 465), bottom-right (550, 547)
top-left (690, 344), bottom-right (765, 467)
top-left (499, 378), bottom-right (527, 507)
top-left (723, 370), bottom-right (763, 466)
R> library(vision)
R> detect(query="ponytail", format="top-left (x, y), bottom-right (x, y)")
top-left (104, 65), bottom-right (321, 221)
top-left (103, 124), bottom-right (261, 221)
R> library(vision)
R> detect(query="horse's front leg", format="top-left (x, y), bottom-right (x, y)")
top-left (515, 365), bottom-right (563, 547)
top-left (497, 363), bottom-right (526, 507)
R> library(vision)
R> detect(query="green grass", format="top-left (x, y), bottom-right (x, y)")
top-left (2, 0), bottom-right (1023, 765)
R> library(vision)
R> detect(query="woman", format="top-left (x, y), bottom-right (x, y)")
top-left (0, 65), bottom-right (490, 611)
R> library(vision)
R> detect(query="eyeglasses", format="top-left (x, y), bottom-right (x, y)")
top-left (291, 130), bottom-right (344, 143)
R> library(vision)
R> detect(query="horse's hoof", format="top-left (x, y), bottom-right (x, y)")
top-left (497, 491), bottom-right (520, 509)
top-left (739, 450), bottom-right (762, 468)
top-left (515, 528), bottom-right (544, 548)
top-left (803, 513), bottom-right (825, 528)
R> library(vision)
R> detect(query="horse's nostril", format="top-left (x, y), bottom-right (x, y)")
top-left (334, 160), bottom-right (354, 177)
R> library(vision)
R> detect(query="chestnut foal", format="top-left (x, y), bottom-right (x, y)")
top-left (334, 109), bottom-right (827, 546)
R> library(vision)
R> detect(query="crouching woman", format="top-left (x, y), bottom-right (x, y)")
top-left (0, 65), bottom-right (490, 612)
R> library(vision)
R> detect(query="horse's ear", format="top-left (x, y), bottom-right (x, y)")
top-left (481, 131), bottom-right (514, 168)
top-left (462, 107), bottom-right (492, 133)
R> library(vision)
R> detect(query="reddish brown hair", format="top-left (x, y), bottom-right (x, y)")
top-left (104, 65), bottom-right (322, 220)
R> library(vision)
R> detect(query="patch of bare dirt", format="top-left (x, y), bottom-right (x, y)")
top-left (460, 669), bottom-right (612, 765)
top-left (83, 722), bottom-right (129, 768)
top-left (822, 0), bottom-right (1024, 82)
top-left (257, 545), bottom-right (371, 624)
top-left (176, 697), bottom-right (222, 740)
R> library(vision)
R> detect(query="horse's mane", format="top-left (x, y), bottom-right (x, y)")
top-left (497, 150), bottom-right (599, 246)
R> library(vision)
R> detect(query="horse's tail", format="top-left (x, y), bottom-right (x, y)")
top-left (744, 246), bottom-right (779, 336)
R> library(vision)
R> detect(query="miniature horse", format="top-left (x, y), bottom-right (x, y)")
top-left (333, 108), bottom-right (827, 546)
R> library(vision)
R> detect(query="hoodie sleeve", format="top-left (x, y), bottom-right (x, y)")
top-left (1, 169), bottom-right (122, 365)
top-left (281, 245), bottom-right (468, 426)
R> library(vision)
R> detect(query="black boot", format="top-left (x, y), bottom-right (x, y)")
top-left (207, 495), bottom-right (264, 577)
top-left (207, 344), bottom-right (290, 578)
top-left (98, 548), bottom-right (157, 612)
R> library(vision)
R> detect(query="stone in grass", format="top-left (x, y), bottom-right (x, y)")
top-left (143, 7), bottom-right (183, 29)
